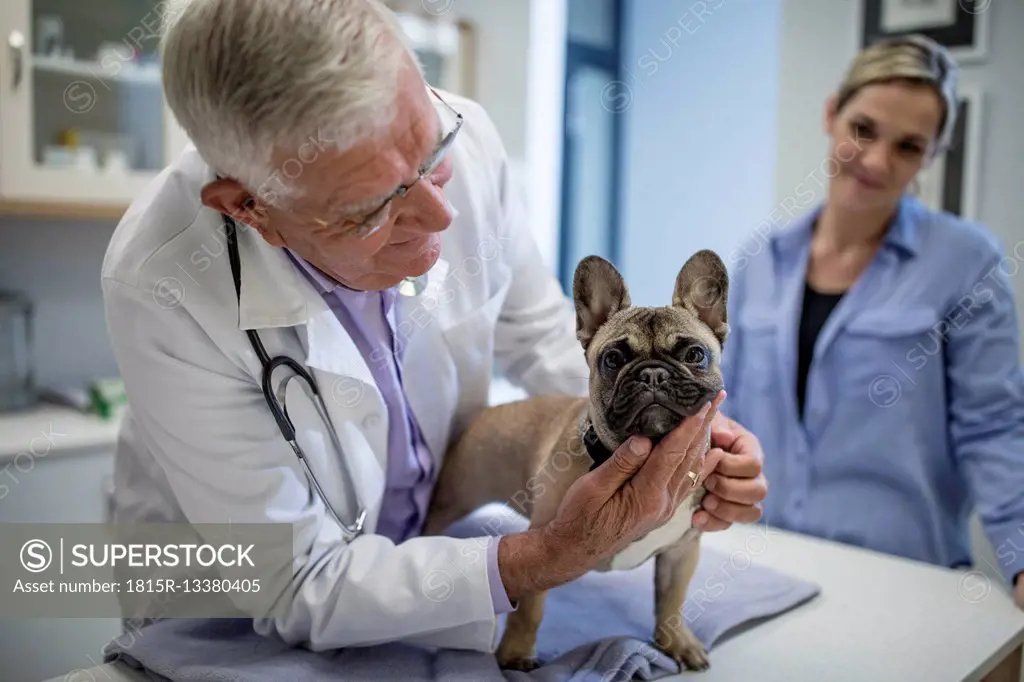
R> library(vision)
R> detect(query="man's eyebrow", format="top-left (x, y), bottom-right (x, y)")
top-left (326, 113), bottom-right (448, 217)
top-left (327, 190), bottom-right (393, 218)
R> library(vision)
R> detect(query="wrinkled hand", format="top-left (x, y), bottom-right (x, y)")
top-left (1015, 575), bottom-right (1024, 610)
top-left (534, 392), bottom-right (726, 589)
top-left (692, 413), bottom-right (767, 532)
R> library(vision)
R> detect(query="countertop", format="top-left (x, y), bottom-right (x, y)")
top-left (0, 374), bottom-right (523, 465)
top-left (0, 404), bottom-right (122, 462)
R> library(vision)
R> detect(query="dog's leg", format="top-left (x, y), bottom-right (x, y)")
top-left (495, 427), bottom-right (591, 671)
top-left (654, 537), bottom-right (708, 671)
top-left (496, 590), bottom-right (548, 671)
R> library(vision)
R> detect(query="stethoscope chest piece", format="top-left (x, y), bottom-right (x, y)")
top-left (397, 274), bottom-right (428, 297)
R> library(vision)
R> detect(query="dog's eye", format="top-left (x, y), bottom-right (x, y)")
top-left (684, 346), bottom-right (706, 365)
top-left (601, 349), bottom-right (625, 372)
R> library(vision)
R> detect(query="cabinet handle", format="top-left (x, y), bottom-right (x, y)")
top-left (8, 30), bottom-right (25, 91)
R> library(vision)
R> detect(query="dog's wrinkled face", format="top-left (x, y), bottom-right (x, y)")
top-left (573, 250), bottom-right (729, 451)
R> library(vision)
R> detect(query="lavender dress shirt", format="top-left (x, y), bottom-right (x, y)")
top-left (287, 251), bottom-right (514, 615)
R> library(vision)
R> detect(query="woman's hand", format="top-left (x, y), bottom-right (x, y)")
top-left (693, 413), bottom-right (768, 531)
top-left (1015, 575), bottom-right (1024, 611)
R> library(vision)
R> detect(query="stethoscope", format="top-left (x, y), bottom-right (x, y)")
top-left (223, 213), bottom-right (425, 542)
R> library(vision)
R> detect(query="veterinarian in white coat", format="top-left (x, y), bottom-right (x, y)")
top-left (102, 0), bottom-right (767, 653)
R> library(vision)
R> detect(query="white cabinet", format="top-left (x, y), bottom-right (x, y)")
top-left (0, 0), bottom-right (189, 219)
top-left (0, 407), bottom-right (124, 682)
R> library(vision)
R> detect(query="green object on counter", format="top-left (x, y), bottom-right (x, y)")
top-left (89, 378), bottom-right (127, 420)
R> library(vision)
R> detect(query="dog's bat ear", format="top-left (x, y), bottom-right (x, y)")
top-left (673, 249), bottom-right (730, 345)
top-left (573, 255), bottom-right (631, 352)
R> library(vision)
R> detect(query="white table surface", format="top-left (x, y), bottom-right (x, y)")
top-left (41, 523), bottom-right (1024, 682)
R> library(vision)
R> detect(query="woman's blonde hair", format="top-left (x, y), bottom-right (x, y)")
top-left (835, 33), bottom-right (959, 154)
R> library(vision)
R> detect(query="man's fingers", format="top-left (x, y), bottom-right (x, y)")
top-left (587, 435), bottom-right (652, 499)
top-left (705, 448), bottom-right (763, 479)
top-left (666, 392), bottom-right (726, 498)
top-left (698, 447), bottom-right (725, 484)
top-left (632, 398), bottom-right (716, 494)
top-left (704, 473), bottom-right (767, 505)
top-left (709, 414), bottom-right (741, 450)
top-left (692, 509), bottom-right (730, 532)
top-left (699, 493), bottom-right (764, 525)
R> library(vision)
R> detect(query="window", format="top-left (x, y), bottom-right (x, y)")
top-left (559, 0), bottom-right (625, 291)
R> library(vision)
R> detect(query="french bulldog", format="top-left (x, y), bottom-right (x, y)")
top-left (422, 249), bottom-right (729, 672)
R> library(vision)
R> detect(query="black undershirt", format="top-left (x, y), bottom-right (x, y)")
top-left (796, 283), bottom-right (845, 420)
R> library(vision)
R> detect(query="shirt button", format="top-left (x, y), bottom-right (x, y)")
top-left (362, 413), bottom-right (381, 429)
top-left (788, 498), bottom-right (804, 517)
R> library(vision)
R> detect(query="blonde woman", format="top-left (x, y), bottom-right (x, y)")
top-left (721, 34), bottom-right (1024, 608)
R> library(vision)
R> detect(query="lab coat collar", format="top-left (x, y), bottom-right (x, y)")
top-left (232, 216), bottom-right (451, 383)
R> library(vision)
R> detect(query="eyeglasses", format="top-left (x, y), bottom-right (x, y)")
top-left (277, 86), bottom-right (463, 239)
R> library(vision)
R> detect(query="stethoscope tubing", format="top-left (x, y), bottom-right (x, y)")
top-left (224, 215), bottom-right (367, 542)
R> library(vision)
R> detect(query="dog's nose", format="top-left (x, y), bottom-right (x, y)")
top-left (638, 366), bottom-right (669, 387)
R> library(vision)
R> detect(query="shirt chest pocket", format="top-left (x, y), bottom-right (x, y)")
top-left (831, 307), bottom-right (944, 399)
top-left (732, 312), bottom-right (778, 393)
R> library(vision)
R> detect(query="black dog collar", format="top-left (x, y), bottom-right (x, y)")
top-left (579, 417), bottom-right (616, 472)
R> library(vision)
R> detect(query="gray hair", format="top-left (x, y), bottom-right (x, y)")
top-left (160, 0), bottom-right (421, 205)
top-left (836, 33), bottom-right (959, 154)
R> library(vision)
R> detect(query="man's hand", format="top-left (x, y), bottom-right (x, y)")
top-left (692, 412), bottom-right (767, 532)
top-left (1014, 574), bottom-right (1024, 610)
top-left (498, 392), bottom-right (726, 601)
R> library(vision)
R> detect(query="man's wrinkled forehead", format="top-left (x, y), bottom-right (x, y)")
top-left (319, 89), bottom-right (449, 215)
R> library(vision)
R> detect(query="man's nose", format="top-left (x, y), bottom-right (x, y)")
top-left (394, 180), bottom-right (452, 232)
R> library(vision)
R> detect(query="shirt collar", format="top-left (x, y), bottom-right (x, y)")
top-left (285, 249), bottom-right (341, 294)
top-left (284, 248), bottom-right (399, 311)
top-left (771, 193), bottom-right (922, 259)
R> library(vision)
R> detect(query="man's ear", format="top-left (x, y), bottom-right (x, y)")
top-left (199, 178), bottom-right (282, 246)
top-left (573, 255), bottom-right (631, 352)
top-left (673, 249), bottom-right (729, 345)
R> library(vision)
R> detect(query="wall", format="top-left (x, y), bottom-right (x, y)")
top-left (0, 218), bottom-right (121, 392)
top-left (442, 0), bottom-right (564, 271)
top-left (618, 0), bottom-right (782, 307)
top-left (776, 0), bottom-right (1024, 361)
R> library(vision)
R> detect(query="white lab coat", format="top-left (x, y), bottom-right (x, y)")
top-left (101, 92), bottom-right (589, 653)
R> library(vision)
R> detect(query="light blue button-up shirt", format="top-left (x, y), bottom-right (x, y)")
top-left (721, 194), bottom-right (1024, 586)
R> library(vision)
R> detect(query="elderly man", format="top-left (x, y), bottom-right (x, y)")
top-left (101, 0), bottom-right (767, 652)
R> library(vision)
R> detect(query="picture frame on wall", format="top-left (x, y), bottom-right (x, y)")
top-left (913, 85), bottom-right (984, 221)
top-left (858, 0), bottom-right (990, 64)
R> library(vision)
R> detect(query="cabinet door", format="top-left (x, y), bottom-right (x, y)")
top-left (0, 447), bottom-right (124, 682)
top-left (0, 0), bottom-right (189, 208)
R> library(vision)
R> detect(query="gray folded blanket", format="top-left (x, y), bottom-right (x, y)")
top-left (103, 509), bottom-right (820, 681)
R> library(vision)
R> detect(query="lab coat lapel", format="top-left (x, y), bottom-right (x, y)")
top-left (304, 303), bottom-right (390, 532)
top-left (235, 225), bottom-right (388, 532)
top-left (393, 257), bottom-right (459, 466)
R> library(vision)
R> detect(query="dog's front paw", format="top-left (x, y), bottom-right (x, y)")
top-left (655, 628), bottom-right (709, 672)
top-left (497, 637), bottom-right (540, 672)
top-left (498, 656), bottom-right (541, 672)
